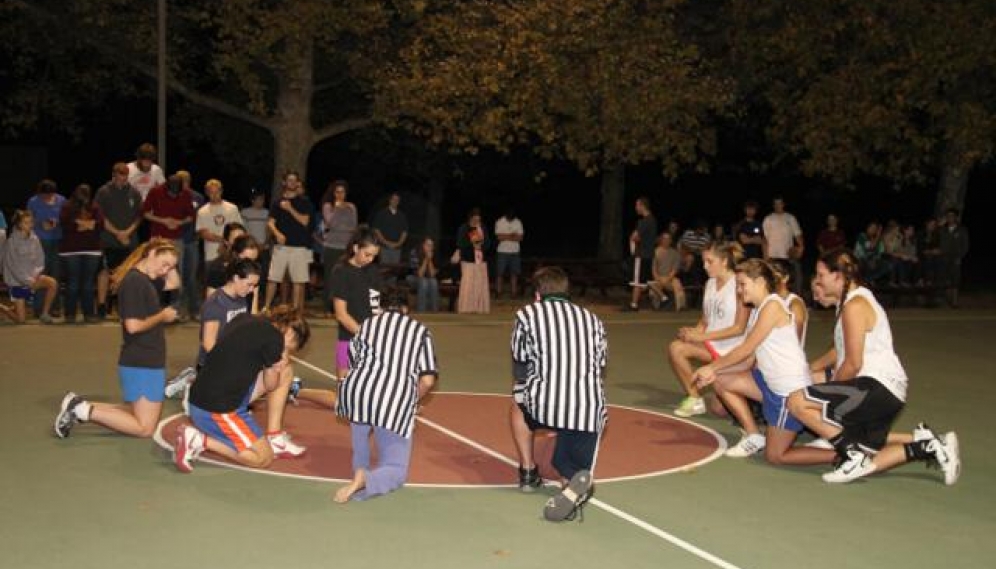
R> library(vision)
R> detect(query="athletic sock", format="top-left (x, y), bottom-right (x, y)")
top-left (75, 400), bottom-right (93, 422)
top-left (828, 433), bottom-right (848, 456)
top-left (904, 440), bottom-right (932, 462)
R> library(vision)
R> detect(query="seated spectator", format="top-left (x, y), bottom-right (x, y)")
top-left (853, 221), bottom-right (890, 286)
top-left (892, 225), bottom-right (919, 286)
top-left (816, 214), bottom-right (847, 255)
top-left (408, 236), bottom-right (440, 312)
top-left (882, 220), bottom-right (903, 285)
top-left (1, 210), bottom-right (59, 323)
top-left (648, 232), bottom-right (685, 311)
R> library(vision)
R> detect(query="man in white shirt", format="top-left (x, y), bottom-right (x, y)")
top-left (494, 207), bottom-right (524, 297)
top-left (127, 143), bottom-right (166, 202)
top-left (196, 179), bottom-right (243, 263)
top-left (763, 196), bottom-right (805, 293)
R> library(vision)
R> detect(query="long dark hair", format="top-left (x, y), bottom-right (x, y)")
top-left (340, 224), bottom-right (378, 264)
top-left (819, 248), bottom-right (863, 318)
top-left (67, 184), bottom-right (94, 219)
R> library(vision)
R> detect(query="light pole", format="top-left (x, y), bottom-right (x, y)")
top-left (157, 0), bottom-right (167, 170)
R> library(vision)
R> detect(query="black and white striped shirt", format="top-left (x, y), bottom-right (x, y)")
top-left (511, 297), bottom-right (608, 433)
top-left (336, 310), bottom-right (438, 438)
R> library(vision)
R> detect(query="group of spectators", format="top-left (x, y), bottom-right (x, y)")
top-left (628, 196), bottom-right (971, 311)
top-left (0, 143), bottom-right (536, 324)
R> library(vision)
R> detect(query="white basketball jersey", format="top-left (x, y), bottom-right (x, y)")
top-left (748, 294), bottom-right (811, 396)
top-left (834, 287), bottom-right (908, 401)
top-left (703, 276), bottom-right (742, 355)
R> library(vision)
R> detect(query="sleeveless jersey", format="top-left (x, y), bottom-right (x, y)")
top-left (834, 287), bottom-right (908, 401)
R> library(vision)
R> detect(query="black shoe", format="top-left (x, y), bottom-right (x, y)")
top-left (621, 304), bottom-right (639, 312)
top-left (543, 470), bottom-right (594, 522)
top-left (518, 466), bottom-right (542, 492)
top-left (54, 392), bottom-right (84, 438)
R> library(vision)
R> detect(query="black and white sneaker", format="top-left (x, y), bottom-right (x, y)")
top-left (822, 446), bottom-right (875, 484)
top-left (54, 392), bottom-right (84, 439)
top-left (544, 470), bottom-right (594, 522)
top-left (927, 431), bottom-right (961, 486)
top-left (517, 466), bottom-right (543, 493)
top-left (165, 367), bottom-right (197, 399)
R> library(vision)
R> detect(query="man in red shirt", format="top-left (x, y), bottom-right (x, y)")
top-left (142, 174), bottom-right (196, 315)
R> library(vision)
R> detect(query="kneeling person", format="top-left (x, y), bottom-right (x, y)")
top-left (334, 287), bottom-right (438, 503)
top-left (510, 267), bottom-right (607, 521)
top-left (173, 306), bottom-right (310, 472)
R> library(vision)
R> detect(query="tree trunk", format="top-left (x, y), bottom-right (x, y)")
top-left (270, 42), bottom-right (316, 191)
top-left (597, 164), bottom-right (626, 260)
top-left (934, 153), bottom-right (971, 217)
top-left (425, 178), bottom-right (444, 241)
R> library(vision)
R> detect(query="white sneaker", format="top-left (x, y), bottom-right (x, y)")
top-left (174, 426), bottom-right (205, 473)
top-left (927, 432), bottom-right (961, 486)
top-left (822, 447), bottom-right (876, 483)
top-left (913, 422), bottom-right (935, 443)
top-left (268, 431), bottom-right (307, 458)
top-left (674, 396), bottom-right (706, 418)
top-left (165, 367), bottom-right (197, 399)
top-left (804, 438), bottom-right (834, 450)
top-left (725, 433), bottom-right (766, 458)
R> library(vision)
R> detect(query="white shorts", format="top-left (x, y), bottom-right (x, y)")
top-left (268, 245), bottom-right (311, 284)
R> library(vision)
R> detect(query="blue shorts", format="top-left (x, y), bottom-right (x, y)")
top-left (494, 253), bottom-right (521, 276)
top-left (118, 366), bottom-right (166, 403)
top-left (752, 369), bottom-right (804, 432)
top-left (188, 389), bottom-right (261, 452)
top-left (9, 286), bottom-right (34, 301)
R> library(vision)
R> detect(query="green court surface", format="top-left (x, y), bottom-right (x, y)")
top-left (1, 306), bottom-right (994, 569)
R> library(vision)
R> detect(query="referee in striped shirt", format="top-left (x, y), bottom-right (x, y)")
top-left (334, 286), bottom-right (438, 503)
top-left (511, 266), bottom-right (608, 493)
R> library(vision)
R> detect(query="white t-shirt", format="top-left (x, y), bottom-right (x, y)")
top-left (495, 217), bottom-right (524, 254)
top-left (196, 201), bottom-right (243, 261)
top-left (127, 162), bottom-right (166, 202)
top-left (762, 212), bottom-right (802, 259)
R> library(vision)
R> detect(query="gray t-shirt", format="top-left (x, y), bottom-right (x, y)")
top-left (197, 289), bottom-right (250, 366)
top-left (95, 182), bottom-right (143, 249)
top-left (653, 247), bottom-right (681, 278)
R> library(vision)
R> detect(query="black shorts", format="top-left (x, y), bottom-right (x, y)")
top-left (804, 376), bottom-right (904, 452)
top-left (517, 403), bottom-right (598, 479)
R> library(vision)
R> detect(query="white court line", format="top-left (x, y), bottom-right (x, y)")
top-left (290, 358), bottom-right (744, 569)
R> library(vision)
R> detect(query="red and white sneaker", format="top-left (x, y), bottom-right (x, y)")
top-left (268, 431), bottom-right (307, 458)
top-left (174, 426), bottom-right (205, 473)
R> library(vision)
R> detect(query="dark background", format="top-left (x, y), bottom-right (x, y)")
top-left (2, 97), bottom-right (991, 287)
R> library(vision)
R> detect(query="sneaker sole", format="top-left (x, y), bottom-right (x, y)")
top-left (174, 431), bottom-right (195, 473)
top-left (544, 470), bottom-right (593, 522)
top-left (942, 432), bottom-right (960, 486)
top-left (54, 393), bottom-right (78, 439)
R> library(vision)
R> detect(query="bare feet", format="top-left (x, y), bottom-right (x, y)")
top-left (333, 468), bottom-right (367, 503)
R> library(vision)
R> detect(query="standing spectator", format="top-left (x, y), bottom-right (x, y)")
top-left (333, 286), bottom-right (438, 503)
top-left (176, 170), bottom-right (206, 320)
top-left (854, 221), bottom-right (889, 285)
top-left (319, 180), bottom-right (358, 315)
top-left (59, 184), bottom-right (104, 323)
top-left (371, 191), bottom-right (408, 266)
top-left (494, 206), bottom-right (524, 298)
top-left (1, 210), bottom-right (59, 323)
top-left (409, 236), bottom-right (440, 312)
top-left (264, 172), bottom-right (314, 312)
top-left (95, 162), bottom-right (144, 319)
top-left (195, 179), bottom-right (243, 265)
top-left (665, 219), bottom-right (682, 241)
top-left (648, 232), bottom-right (685, 311)
top-left (625, 197), bottom-right (657, 311)
top-left (762, 196), bottom-right (804, 293)
top-left (816, 213), bottom-right (847, 255)
top-left (26, 178), bottom-right (66, 316)
top-left (919, 217), bottom-right (942, 285)
top-left (939, 208), bottom-right (970, 307)
top-left (143, 175), bottom-right (196, 313)
top-left (734, 200), bottom-right (766, 259)
top-left (509, 267), bottom-right (606, 521)
top-left (711, 222), bottom-right (729, 245)
top-left (456, 208), bottom-right (492, 314)
top-left (240, 190), bottom-right (270, 312)
top-left (127, 143), bottom-right (166, 202)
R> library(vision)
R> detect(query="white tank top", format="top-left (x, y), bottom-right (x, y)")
top-left (703, 276), bottom-right (742, 355)
top-left (834, 287), bottom-right (908, 401)
top-left (748, 294), bottom-right (811, 396)
top-left (784, 292), bottom-right (809, 347)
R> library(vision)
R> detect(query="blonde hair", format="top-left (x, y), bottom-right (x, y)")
top-left (204, 178), bottom-right (223, 191)
top-left (735, 258), bottom-right (778, 294)
top-left (705, 240), bottom-right (744, 271)
top-left (110, 238), bottom-right (179, 292)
